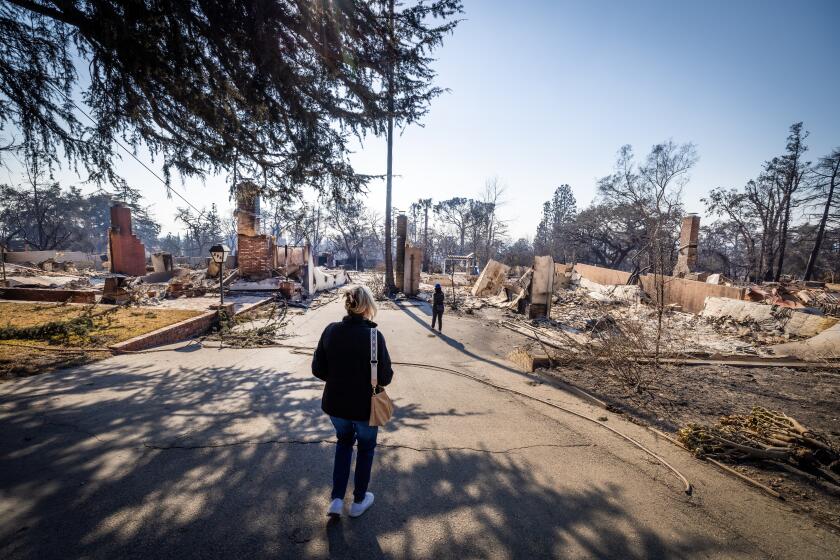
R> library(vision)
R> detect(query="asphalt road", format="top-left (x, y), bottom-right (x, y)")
top-left (1, 296), bottom-right (839, 559)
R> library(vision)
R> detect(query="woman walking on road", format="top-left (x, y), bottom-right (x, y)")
top-left (312, 284), bottom-right (393, 518)
top-left (431, 283), bottom-right (445, 332)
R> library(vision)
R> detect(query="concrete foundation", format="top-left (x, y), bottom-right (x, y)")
top-left (573, 262), bottom-right (746, 314)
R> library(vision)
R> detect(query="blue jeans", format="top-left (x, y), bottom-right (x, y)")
top-left (330, 416), bottom-right (379, 503)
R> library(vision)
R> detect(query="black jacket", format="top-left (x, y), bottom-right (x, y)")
top-left (433, 290), bottom-right (445, 310)
top-left (312, 315), bottom-right (394, 421)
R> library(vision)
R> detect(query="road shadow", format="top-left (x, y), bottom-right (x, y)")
top-left (394, 301), bottom-right (524, 377)
top-left (0, 354), bottom-right (739, 559)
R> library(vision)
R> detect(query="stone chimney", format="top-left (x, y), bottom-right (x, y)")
top-left (673, 214), bottom-right (700, 276)
top-left (396, 214), bottom-right (407, 290)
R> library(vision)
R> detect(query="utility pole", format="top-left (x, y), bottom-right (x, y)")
top-left (383, 0), bottom-right (396, 293)
top-left (422, 199), bottom-right (431, 272)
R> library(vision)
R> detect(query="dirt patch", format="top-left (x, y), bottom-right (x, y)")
top-left (0, 302), bottom-right (202, 378)
top-left (543, 362), bottom-right (840, 530)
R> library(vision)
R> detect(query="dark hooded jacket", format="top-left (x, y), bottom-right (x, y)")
top-left (433, 288), bottom-right (445, 310)
top-left (312, 314), bottom-right (394, 421)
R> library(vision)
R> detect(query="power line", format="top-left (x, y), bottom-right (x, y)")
top-left (47, 83), bottom-right (209, 218)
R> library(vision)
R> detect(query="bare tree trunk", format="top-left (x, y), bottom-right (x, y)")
top-left (30, 156), bottom-right (46, 250)
top-left (760, 229), bottom-right (774, 281)
top-left (805, 159), bottom-right (839, 281)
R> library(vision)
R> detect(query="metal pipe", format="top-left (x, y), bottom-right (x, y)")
top-left (219, 258), bottom-right (225, 306)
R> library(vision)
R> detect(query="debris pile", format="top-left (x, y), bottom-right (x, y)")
top-left (701, 296), bottom-right (838, 343)
top-left (745, 282), bottom-right (840, 316)
top-left (2, 193), bottom-right (349, 309)
top-left (206, 298), bottom-right (290, 348)
top-left (451, 255), bottom-right (840, 361)
top-left (679, 407), bottom-right (840, 494)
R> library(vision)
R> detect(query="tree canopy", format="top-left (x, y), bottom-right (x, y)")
top-left (1, 0), bottom-right (459, 201)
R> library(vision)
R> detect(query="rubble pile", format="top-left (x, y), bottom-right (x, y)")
top-left (2, 262), bottom-right (100, 285)
top-left (2, 193), bottom-right (349, 309)
top-left (460, 256), bottom-right (840, 358)
top-left (164, 269), bottom-right (210, 299)
top-left (744, 281), bottom-right (840, 315)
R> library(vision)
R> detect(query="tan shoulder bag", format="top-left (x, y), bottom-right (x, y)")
top-left (369, 327), bottom-right (393, 426)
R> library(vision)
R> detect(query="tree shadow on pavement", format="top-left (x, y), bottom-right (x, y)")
top-left (324, 445), bottom-right (735, 560)
top-left (0, 355), bottom-right (741, 559)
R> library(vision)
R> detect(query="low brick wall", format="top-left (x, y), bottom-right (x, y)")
top-left (110, 303), bottom-right (233, 352)
top-left (0, 286), bottom-right (97, 303)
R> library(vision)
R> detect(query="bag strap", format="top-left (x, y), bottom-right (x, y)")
top-left (370, 327), bottom-right (378, 390)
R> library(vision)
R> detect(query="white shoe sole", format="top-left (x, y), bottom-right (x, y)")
top-left (349, 494), bottom-right (374, 518)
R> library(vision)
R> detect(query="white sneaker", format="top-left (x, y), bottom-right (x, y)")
top-left (327, 498), bottom-right (344, 517)
top-left (349, 492), bottom-right (374, 518)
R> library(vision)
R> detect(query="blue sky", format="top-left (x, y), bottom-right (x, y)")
top-left (5, 0), bottom-right (839, 239)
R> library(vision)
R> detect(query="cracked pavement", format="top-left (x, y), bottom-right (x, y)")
top-left (1, 296), bottom-right (839, 559)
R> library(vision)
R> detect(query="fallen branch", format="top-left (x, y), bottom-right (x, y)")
top-left (678, 407), bottom-right (840, 492)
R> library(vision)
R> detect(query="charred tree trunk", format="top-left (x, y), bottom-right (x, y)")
top-left (775, 203), bottom-right (791, 281)
top-left (804, 157), bottom-right (840, 281)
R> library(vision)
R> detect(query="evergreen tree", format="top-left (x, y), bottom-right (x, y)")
top-left (533, 185), bottom-right (577, 261)
top-left (534, 202), bottom-right (551, 255)
top-left (373, 0), bottom-right (463, 290)
top-left (0, 1), bottom-right (459, 203)
top-left (804, 148), bottom-right (840, 280)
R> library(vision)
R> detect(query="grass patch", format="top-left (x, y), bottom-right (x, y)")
top-left (0, 302), bottom-right (202, 378)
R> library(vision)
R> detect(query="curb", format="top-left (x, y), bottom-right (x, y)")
top-left (110, 304), bottom-right (233, 353)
